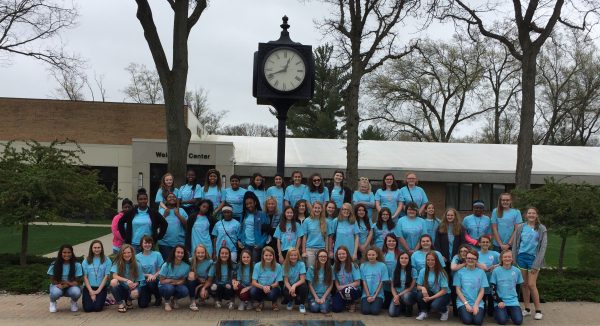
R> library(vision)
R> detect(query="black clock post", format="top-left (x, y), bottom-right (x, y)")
top-left (253, 16), bottom-right (315, 175)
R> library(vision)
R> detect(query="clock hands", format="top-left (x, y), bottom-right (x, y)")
top-left (267, 57), bottom-right (293, 78)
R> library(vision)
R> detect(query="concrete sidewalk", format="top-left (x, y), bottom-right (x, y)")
top-left (43, 233), bottom-right (113, 258)
top-left (0, 294), bottom-right (597, 326)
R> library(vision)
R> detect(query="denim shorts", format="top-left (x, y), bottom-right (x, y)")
top-left (516, 253), bottom-right (536, 270)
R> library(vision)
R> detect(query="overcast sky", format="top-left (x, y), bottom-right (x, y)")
top-left (0, 0), bottom-right (450, 127)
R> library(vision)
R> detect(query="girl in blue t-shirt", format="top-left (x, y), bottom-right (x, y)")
top-left (307, 249), bottom-right (334, 313)
top-left (304, 173), bottom-right (329, 212)
top-left (47, 244), bottom-right (82, 313)
top-left (159, 245), bottom-right (190, 311)
top-left (331, 202), bottom-right (361, 259)
top-left (372, 207), bottom-right (396, 249)
top-left (178, 169), bottom-right (200, 217)
top-left (490, 250), bottom-right (524, 325)
top-left (156, 173), bottom-right (178, 210)
top-left (492, 193), bottom-right (523, 252)
top-left (360, 246), bottom-right (389, 315)
top-left (284, 170), bottom-right (307, 208)
top-left (396, 202), bottom-right (426, 253)
top-left (454, 249), bottom-right (488, 325)
top-left (210, 246), bottom-right (236, 309)
top-left (266, 173), bottom-right (285, 214)
top-left (328, 170), bottom-right (352, 208)
top-left (302, 201), bottom-right (330, 268)
top-left (275, 206), bottom-right (303, 263)
top-left (251, 246), bottom-right (283, 311)
top-left (233, 249), bottom-right (254, 310)
top-left (217, 174), bottom-right (247, 221)
top-left (353, 177), bottom-right (376, 222)
top-left (187, 244), bottom-right (213, 311)
top-left (109, 244), bottom-right (146, 312)
top-left (423, 202), bottom-right (441, 243)
top-left (476, 235), bottom-right (500, 317)
top-left (282, 248), bottom-right (308, 313)
top-left (325, 201), bottom-right (338, 258)
top-left (399, 172), bottom-right (429, 216)
top-left (382, 234), bottom-right (402, 308)
top-left (332, 246), bottom-right (362, 313)
top-left (415, 252), bottom-right (451, 321)
top-left (201, 169), bottom-right (223, 211)
top-left (355, 203), bottom-right (373, 260)
top-left (389, 252), bottom-right (417, 317)
top-left (411, 234), bottom-right (446, 276)
top-left (375, 173), bottom-right (403, 221)
top-left (135, 235), bottom-right (163, 307)
top-left (82, 240), bottom-right (111, 313)
top-left (158, 192), bottom-right (188, 260)
top-left (248, 172), bottom-right (267, 211)
top-left (185, 199), bottom-right (214, 257)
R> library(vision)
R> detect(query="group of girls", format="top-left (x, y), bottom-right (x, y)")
top-left (49, 169), bottom-right (547, 324)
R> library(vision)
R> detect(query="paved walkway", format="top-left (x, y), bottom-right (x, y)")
top-left (0, 295), bottom-right (597, 326)
top-left (36, 222), bottom-right (112, 258)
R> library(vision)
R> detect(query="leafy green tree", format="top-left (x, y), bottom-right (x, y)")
top-left (0, 141), bottom-right (116, 266)
top-left (287, 44), bottom-right (346, 139)
top-left (513, 178), bottom-right (600, 272)
top-left (360, 125), bottom-right (388, 141)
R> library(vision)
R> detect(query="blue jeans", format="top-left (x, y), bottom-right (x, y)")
top-left (82, 286), bottom-right (107, 312)
top-left (110, 283), bottom-right (149, 308)
top-left (458, 305), bottom-right (486, 325)
top-left (159, 284), bottom-right (189, 300)
top-left (416, 291), bottom-right (450, 313)
top-left (250, 286), bottom-right (281, 302)
top-left (388, 291), bottom-right (416, 317)
top-left (309, 296), bottom-right (331, 313)
top-left (49, 284), bottom-right (81, 302)
top-left (332, 286), bottom-right (361, 312)
top-left (495, 306), bottom-right (523, 325)
top-left (361, 297), bottom-right (384, 315)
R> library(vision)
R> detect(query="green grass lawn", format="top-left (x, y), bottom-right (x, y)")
top-left (0, 225), bottom-right (110, 256)
top-left (545, 232), bottom-right (581, 268)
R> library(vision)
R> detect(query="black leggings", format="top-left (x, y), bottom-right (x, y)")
top-left (282, 283), bottom-right (308, 305)
top-left (82, 286), bottom-right (107, 312)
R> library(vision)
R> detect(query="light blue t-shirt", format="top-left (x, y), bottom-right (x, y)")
top-left (131, 208), bottom-right (152, 246)
top-left (302, 217), bottom-right (327, 249)
top-left (266, 186), bottom-right (285, 213)
top-left (247, 185), bottom-right (267, 210)
top-left (159, 262), bottom-right (190, 287)
top-left (448, 227), bottom-right (456, 255)
top-left (491, 208), bottom-right (523, 247)
top-left (274, 221), bottom-right (304, 251)
top-left (399, 186), bottom-right (428, 208)
top-left (252, 262), bottom-right (283, 285)
top-left (330, 186), bottom-right (345, 208)
top-left (155, 188), bottom-right (179, 204)
top-left (518, 224), bottom-right (540, 256)
top-left (454, 267), bottom-right (489, 308)
top-left (236, 264), bottom-right (252, 286)
top-left (490, 266), bottom-right (523, 307)
top-left (211, 219), bottom-right (241, 254)
top-left (352, 191), bottom-right (376, 220)
top-left (209, 263), bottom-right (235, 284)
top-left (395, 216), bottom-right (426, 251)
top-left (335, 264), bottom-right (361, 285)
top-left (307, 265), bottom-right (331, 297)
top-left (392, 267), bottom-right (418, 293)
top-left (372, 223), bottom-right (394, 249)
top-left (284, 184), bottom-right (307, 208)
top-left (192, 259), bottom-right (213, 280)
top-left (462, 214), bottom-right (492, 242)
top-left (383, 251), bottom-right (397, 291)
top-left (242, 213), bottom-right (256, 246)
top-left (158, 207), bottom-right (188, 247)
top-left (478, 250), bottom-right (500, 271)
top-left (357, 220), bottom-right (371, 247)
top-left (82, 257), bottom-right (112, 287)
top-left (177, 184), bottom-right (201, 207)
top-left (450, 255), bottom-right (463, 277)
top-left (48, 262), bottom-right (83, 281)
top-left (360, 261), bottom-right (389, 299)
top-left (110, 262), bottom-right (146, 285)
top-left (303, 187), bottom-right (329, 206)
top-left (136, 251), bottom-right (164, 275)
top-left (417, 269), bottom-right (450, 294)
top-left (200, 185), bottom-right (222, 209)
top-left (191, 215), bottom-right (213, 255)
top-left (424, 218), bottom-right (441, 243)
top-left (375, 189), bottom-right (403, 218)
top-left (332, 218), bottom-right (361, 254)
top-left (284, 261), bottom-right (306, 284)
top-left (411, 250), bottom-right (446, 275)
top-left (222, 187), bottom-right (247, 218)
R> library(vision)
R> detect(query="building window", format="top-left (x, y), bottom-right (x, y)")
top-left (445, 183), bottom-right (459, 209)
top-left (478, 183), bottom-right (507, 210)
top-left (445, 183), bottom-right (474, 211)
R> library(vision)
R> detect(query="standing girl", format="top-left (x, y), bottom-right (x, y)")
top-left (275, 206), bottom-right (303, 263)
top-left (159, 245), bottom-right (190, 311)
top-left (477, 235), bottom-right (500, 317)
top-left (233, 249), bottom-right (254, 311)
top-left (332, 246), bottom-right (362, 313)
top-left (328, 170), bottom-right (352, 208)
top-left (302, 201), bottom-right (329, 268)
top-left (375, 173), bottom-right (403, 222)
top-left (217, 174), bottom-right (247, 221)
top-left (211, 205), bottom-right (241, 262)
top-left (47, 244), bottom-right (82, 313)
top-left (186, 199), bottom-right (215, 258)
top-left (423, 202), bottom-right (441, 243)
top-left (82, 240), bottom-right (111, 312)
top-left (399, 172), bottom-right (429, 216)
top-left (389, 252), bottom-right (417, 317)
top-left (372, 208), bottom-right (395, 249)
top-left (353, 177), bottom-right (376, 222)
top-left (284, 170), bottom-right (307, 208)
top-left (304, 173), bottom-right (329, 211)
top-left (248, 172), bottom-right (267, 210)
top-left (325, 201), bottom-right (338, 258)
top-left (295, 199), bottom-right (310, 224)
top-left (156, 173), bottom-right (179, 210)
top-left (210, 247), bottom-right (236, 309)
top-left (415, 252), bottom-right (451, 321)
top-left (264, 196), bottom-right (281, 249)
top-left (111, 199), bottom-right (133, 254)
top-left (382, 234), bottom-right (402, 308)
top-left (454, 250), bottom-right (489, 325)
top-left (178, 169), bottom-right (201, 217)
top-left (201, 169), bottom-right (223, 210)
top-left (110, 244), bottom-right (147, 312)
top-left (396, 202), bottom-right (426, 254)
top-left (512, 207), bottom-right (547, 320)
top-left (360, 246), bottom-right (390, 315)
top-left (492, 193), bottom-right (522, 252)
top-left (158, 192), bottom-right (188, 260)
top-left (355, 203), bottom-right (373, 260)
top-left (411, 234), bottom-right (446, 276)
top-left (187, 244), bottom-right (213, 311)
top-left (490, 250), bottom-right (524, 325)
top-left (307, 249), bottom-right (334, 313)
top-left (331, 202), bottom-right (361, 259)
top-left (118, 188), bottom-right (167, 253)
top-left (135, 235), bottom-right (163, 307)
top-left (266, 173), bottom-right (285, 214)
top-left (239, 191), bottom-right (272, 262)
top-left (251, 246), bottom-right (283, 311)
top-left (282, 248), bottom-right (308, 313)
top-left (435, 208), bottom-right (467, 268)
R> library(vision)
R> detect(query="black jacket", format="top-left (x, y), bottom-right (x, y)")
top-left (434, 226), bottom-right (468, 262)
top-left (118, 205), bottom-right (167, 246)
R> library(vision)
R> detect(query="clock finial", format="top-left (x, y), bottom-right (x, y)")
top-left (281, 15), bottom-right (290, 32)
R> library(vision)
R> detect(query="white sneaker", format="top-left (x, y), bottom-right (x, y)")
top-left (440, 311), bottom-right (449, 321)
top-left (238, 301), bottom-right (245, 311)
top-left (245, 301), bottom-right (253, 310)
top-left (299, 304), bottom-right (306, 314)
top-left (286, 301), bottom-right (294, 311)
top-left (215, 301), bottom-right (222, 308)
top-left (416, 312), bottom-right (428, 321)
top-left (522, 309), bottom-right (531, 317)
top-left (228, 301), bottom-right (234, 310)
top-left (534, 312), bottom-right (543, 320)
top-left (189, 301), bottom-right (199, 311)
top-left (49, 301), bottom-right (57, 313)
top-left (70, 300), bottom-right (78, 312)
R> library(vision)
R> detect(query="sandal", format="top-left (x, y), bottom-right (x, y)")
top-left (272, 303), bottom-right (279, 311)
top-left (255, 303), bottom-right (263, 312)
top-left (118, 303), bottom-right (127, 313)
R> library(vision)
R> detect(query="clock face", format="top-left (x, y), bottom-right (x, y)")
top-left (263, 48), bottom-right (306, 92)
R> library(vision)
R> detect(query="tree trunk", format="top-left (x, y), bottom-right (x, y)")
top-left (20, 222), bottom-right (29, 266)
top-left (164, 89), bottom-right (191, 186)
top-left (515, 50), bottom-right (538, 189)
top-left (345, 72), bottom-right (361, 190)
top-left (558, 235), bottom-right (567, 274)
